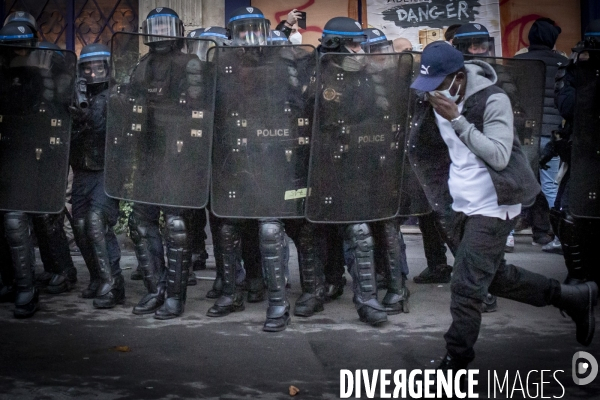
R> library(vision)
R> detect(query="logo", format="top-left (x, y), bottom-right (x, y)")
top-left (246, 7), bottom-right (254, 13)
top-left (155, 7), bottom-right (163, 13)
top-left (474, 24), bottom-right (482, 30)
top-left (355, 22), bottom-right (362, 29)
top-left (572, 351), bottom-right (598, 386)
top-left (190, 31), bottom-right (196, 37)
top-left (373, 29), bottom-right (381, 36)
top-left (273, 31), bottom-right (281, 36)
top-left (17, 12), bottom-right (24, 17)
top-left (205, 27), bottom-right (211, 32)
top-left (18, 26), bottom-right (25, 33)
top-left (420, 65), bottom-right (431, 75)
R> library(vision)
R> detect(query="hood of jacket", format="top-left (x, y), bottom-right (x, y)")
top-left (462, 59), bottom-right (497, 103)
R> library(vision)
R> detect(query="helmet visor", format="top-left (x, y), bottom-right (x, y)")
top-left (362, 40), bottom-right (393, 54)
top-left (187, 39), bottom-right (216, 61)
top-left (230, 19), bottom-right (269, 46)
top-left (78, 60), bottom-right (109, 84)
top-left (453, 36), bottom-right (495, 56)
top-left (142, 15), bottom-right (182, 44)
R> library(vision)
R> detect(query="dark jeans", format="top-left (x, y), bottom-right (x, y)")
top-left (525, 192), bottom-right (552, 239)
top-left (444, 213), bottom-right (560, 363)
top-left (418, 212), bottom-right (448, 268)
top-left (72, 170), bottom-right (121, 274)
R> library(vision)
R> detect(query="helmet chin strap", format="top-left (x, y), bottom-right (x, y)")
top-left (151, 42), bottom-right (174, 54)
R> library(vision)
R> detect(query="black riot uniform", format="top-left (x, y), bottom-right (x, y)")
top-left (0, 22), bottom-right (77, 318)
top-left (69, 43), bottom-right (123, 308)
top-left (552, 19), bottom-right (600, 285)
top-left (125, 8), bottom-right (197, 319)
top-left (206, 7), bottom-right (326, 332)
top-left (313, 18), bottom-right (392, 325)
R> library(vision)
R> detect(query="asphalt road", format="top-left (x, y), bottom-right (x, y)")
top-left (0, 233), bottom-right (598, 399)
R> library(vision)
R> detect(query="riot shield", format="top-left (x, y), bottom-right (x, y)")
top-left (398, 51), bottom-right (431, 217)
top-left (0, 44), bottom-right (76, 213)
top-left (306, 52), bottom-right (412, 223)
top-left (466, 56), bottom-right (545, 174)
top-left (105, 32), bottom-right (216, 208)
top-left (570, 50), bottom-right (600, 219)
top-left (210, 45), bottom-right (317, 218)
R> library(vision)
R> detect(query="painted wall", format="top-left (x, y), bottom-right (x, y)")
top-left (500, 0), bottom-right (581, 57)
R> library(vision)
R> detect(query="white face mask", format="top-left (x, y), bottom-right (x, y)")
top-left (289, 31), bottom-right (302, 45)
top-left (429, 74), bottom-right (461, 103)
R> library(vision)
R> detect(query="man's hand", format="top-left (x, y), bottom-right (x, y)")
top-left (428, 92), bottom-right (460, 121)
top-left (286, 9), bottom-right (302, 27)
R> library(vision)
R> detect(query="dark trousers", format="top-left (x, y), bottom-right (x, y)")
top-left (444, 213), bottom-right (560, 363)
top-left (71, 170), bottom-right (121, 275)
top-left (418, 212), bottom-right (448, 268)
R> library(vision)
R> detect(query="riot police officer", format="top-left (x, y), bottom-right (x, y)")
top-left (553, 19), bottom-right (600, 285)
top-left (207, 7), bottom-right (325, 331)
top-left (69, 43), bottom-right (123, 308)
top-left (0, 21), bottom-right (77, 317)
top-left (125, 8), bottom-right (197, 319)
top-left (312, 17), bottom-right (392, 325)
top-left (185, 25), bottom-right (262, 304)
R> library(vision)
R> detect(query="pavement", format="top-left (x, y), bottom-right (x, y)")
top-left (0, 233), bottom-right (598, 400)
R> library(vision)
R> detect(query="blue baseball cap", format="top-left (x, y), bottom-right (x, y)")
top-left (410, 41), bottom-right (464, 92)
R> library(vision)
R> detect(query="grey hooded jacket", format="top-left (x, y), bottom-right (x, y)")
top-left (407, 60), bottom-right (540, 218)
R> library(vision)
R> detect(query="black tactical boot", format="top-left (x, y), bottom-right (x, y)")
top-left (206, 274), bottom-right (223, 299)
top-left (207, 225), bottom-right (245, 317)
top-left (346, 224), bottom-right (388, 326)
top-left (33, 212), bottom-right (77, 292)
top-left (247, 277), bottom-right (266, 303)
top-left (130, 266), bottom-right (143, 280)
top-left (294, 225), bottom-right (325, 317)
top-left (133, 268), bottom-right (166, 315)
top-left (5, 213), bottom-right (39, 318)
top-left (261, 221), bottom-right (291, 332)
top-left (90, 211), bottom-right (125, 309)
top-left (155, 217), bottom-right (192, 320)
top-left (46, 267), bottom-right (78, 294)
top-left (413, 264), bottom-right (453, 284)
top-left (93, 274), bottom-right (125, 308)
top-left (324, 276), bottom-right (346, 301)
top-left (380, 223), bottom-right (410, 315)
top-left (554, 282), bottom-right (598, 346)
top-left (73, 218), bottom-right (101, 299)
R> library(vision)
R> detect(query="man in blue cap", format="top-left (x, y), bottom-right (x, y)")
top-left (407, 41), bottom-right (597, 369)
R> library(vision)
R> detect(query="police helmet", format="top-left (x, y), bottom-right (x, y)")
top-left (142, 7), bottom-right (184, 45)
top-left (583, 19), bottom-right (600, 49)
top-left (361, 28), bottom-right (393, 53)
top-left (187, 26), bottom-right (231, 61)
top-left (268, 30), bottom-right (290, 46)
top-left (78, 43), bottom-right (110, 84)
top-left (0, 23), bottom-right (37, 47)
top-left (3, 11), bottom-right (38, 37)
top-left (227, 6), bottom-right (270, 46)
top-left (453, 23), bottom-right (495, 56)
top-left (320, 17), bottom-right (367, 51)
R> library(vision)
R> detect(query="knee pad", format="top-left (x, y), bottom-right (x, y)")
top-left (165, 214), bottom-right (187, 249)
top-left (33, 212), bottom-right (63, 237)
top-left (4, 212), bottom-right (29, 243)
top-left (86, 209), bottom-right (107, 244)
top-left (345, 223), bottom-right (374, 252)
top-left (128, 209), bottom-right (150, 244)
top-left (259, 221), bottom-right (284, 244)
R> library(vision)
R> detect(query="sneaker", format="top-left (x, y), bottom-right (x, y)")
top-left (532, 234), bottom-right (553, 246)
top-left (504, 234), bottom-right (515, 253)
top-left (542, 237), bottom-right (563, 254)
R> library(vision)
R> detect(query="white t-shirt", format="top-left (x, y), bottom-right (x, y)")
top-left (434, 105), bottom-right (521, 220)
